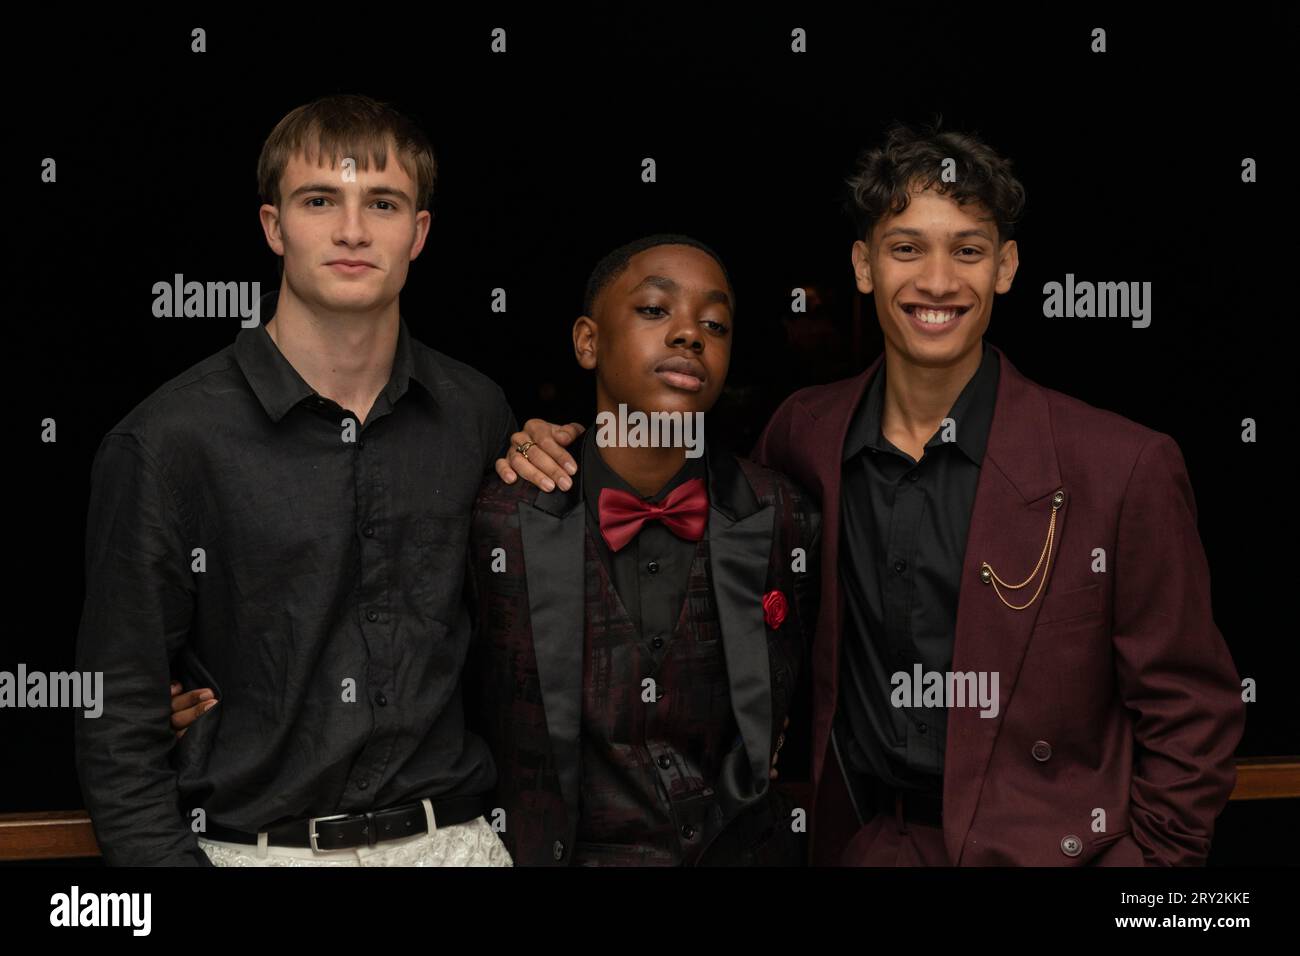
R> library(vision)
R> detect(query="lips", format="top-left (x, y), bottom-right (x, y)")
top-left (326, 260), bottom-right (376, 270)
top-left (654, 355), bottom-right (708, 391)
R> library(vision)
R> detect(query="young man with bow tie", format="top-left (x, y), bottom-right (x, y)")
top-left (466, 234), bottom-right (820, 866)
top-left (497, 126), bottom-right (1246, 866)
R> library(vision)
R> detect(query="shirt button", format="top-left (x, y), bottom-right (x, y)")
top-left (907, 471), bottom-right (919, 482)
top-left (652, 637), bottom-right (665, 649)
top-left (893, 559), bottom-right (907, 573)
top-left (357, 779), bottom-right (369, 790)
top-left (680, 824), bottom-right (696, 840)
top-left (552, 840), bottom-right (566, 861)
top-left (647, 560), bottom-right (660, 574)
top-left (1032, 740), bottom-right (1053, 762)
top-left (357, 440), bottom-right (366, 451)
top-left (657, 755), bottom-right (671, 770)
top-left (375, 692), bottom-right (387, 707)
top-left (366, 609), bottom-right (379, 622)
top-left (917, 722), bottom-right (928, 734)
top-left (1060, 835), bottom-right (1082, 857)
top-left (363, 526), bottom-right (375, 537)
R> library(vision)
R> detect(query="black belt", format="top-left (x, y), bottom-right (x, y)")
top-left (201, 794), bottom-right (486, 851)
top-left (868, 778), bottom-right (944, 828)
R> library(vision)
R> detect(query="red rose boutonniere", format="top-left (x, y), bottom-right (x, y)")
top-left (763, 590), bottom-right (788, 629)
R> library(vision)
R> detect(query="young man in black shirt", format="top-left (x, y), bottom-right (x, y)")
top-left (76, 94), bottom-right (519, 866)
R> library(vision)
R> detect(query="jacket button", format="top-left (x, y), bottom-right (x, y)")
top-left (647, 560), bottom-right (660, 574)
top-left (366, 609), bottom-right (379, 622)
top-left (1061, 835), bottom-right (1082, 857)
top-left (680, 824), bottom-right (696, 840)
top-left (651, 637), bottom-right (665, 649)
top-left (1032, 740), bottom-right (1052, 762)
top-left (657, 754), bottom-right (671, 770)
top-left (552, 840), bottom-right (565, 861)
top-left (980, 566), bottom-right (992, 584)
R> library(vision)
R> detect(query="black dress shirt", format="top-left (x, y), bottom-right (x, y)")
top-left (580, 433), bottom-right (706, 642)
top-left (74, 301), bottom-right (516, 865)
top-left (836, 341), bottom-right (1000, 792)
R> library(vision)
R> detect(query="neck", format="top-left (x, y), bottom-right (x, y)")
top-left (263, 283), bottom-right (399, 425)
top-left (592, 403), bottom-right (691, 497)
top-left (880, 341), bottom-right (984, 458)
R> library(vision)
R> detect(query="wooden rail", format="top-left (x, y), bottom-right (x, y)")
top-left (2, 757), bottom-right (1295, 861)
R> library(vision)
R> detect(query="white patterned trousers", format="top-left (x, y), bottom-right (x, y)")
top-left (197, 800), bottom-right (513, 867)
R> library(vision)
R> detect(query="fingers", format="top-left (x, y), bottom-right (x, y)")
top-left (505, 432), bottom-right (575, 493)
top-left (170, 688), bottom-right (218, 737)
top-left (170, 687), bottom-right (213, 714)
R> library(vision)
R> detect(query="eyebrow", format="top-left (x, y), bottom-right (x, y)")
top-left (286, 182), bottom-right (414, 205)
top-left (630, 274), bottom-right (733, 310)
top-left (879, 226), bottom-right (994, 242)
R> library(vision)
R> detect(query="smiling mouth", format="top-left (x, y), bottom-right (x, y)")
top-left (902, 304), bottom-right (970, 326)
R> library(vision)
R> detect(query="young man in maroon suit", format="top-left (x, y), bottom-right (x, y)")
top-left (497, 125), bottom-right (1246, 866)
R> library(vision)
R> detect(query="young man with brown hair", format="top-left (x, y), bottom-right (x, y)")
top-left (76, 94), bottom-right (517, 866)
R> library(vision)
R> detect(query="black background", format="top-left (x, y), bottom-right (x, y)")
top-left (7, 7), bottom-right (1297, 866)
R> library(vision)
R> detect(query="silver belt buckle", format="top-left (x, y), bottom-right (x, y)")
top-left (308, 813), bottom-right (351, 852)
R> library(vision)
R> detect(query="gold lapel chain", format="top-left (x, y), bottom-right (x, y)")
top-left (979, 490), bottom-right (1065, 610)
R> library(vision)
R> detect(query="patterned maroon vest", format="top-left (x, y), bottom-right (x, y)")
top-left (572, 522), bottom-right (740, 865)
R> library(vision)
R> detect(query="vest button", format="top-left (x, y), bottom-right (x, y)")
top-left (657, 754), bottom-right (671, 770)
top-left (1061, 835), bottom-right (1082, 857)
top-left (1032, 740), bottom-right (1053, 762)
top-left (652, 637), bottom-right (665, 649)
top-left (647, 560), bottom-right (660, 574)
top-left (552, 840), bottom-right (565, 861)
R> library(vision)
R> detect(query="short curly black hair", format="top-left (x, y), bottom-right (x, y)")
top-left (582, 233), bottom-right (735, 318)
top-left (844, 116), bottom-right (1026, 247)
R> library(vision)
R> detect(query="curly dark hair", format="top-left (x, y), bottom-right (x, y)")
top-left (844, 116), bottom-right (1026, 246)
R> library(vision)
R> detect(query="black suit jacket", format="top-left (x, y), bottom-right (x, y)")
top-left (466, 432), bottom-right (821, 865)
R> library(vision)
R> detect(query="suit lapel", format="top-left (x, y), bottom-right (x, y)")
top-left (518, 433), bottom-right (589, 825)
top-left (705, 442), bottom-right (777, 789)
top-left (943, 344), bottom-right (1066, 864)
top-left (793, 354), bottom-right (882, 792)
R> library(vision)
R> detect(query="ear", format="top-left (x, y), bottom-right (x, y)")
top-left (851, 239), bottom-right (874, 295)
top-left (408, 209), bottom-right (432, 261)
top-left (573, 315), bottom-right (598, 370)
top-left (259, 203), bottom-right (285, 257)
top-left (994, 239), bottom-right (1019, 294)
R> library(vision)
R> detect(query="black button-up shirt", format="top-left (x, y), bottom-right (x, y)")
top-left (836, 341), bottom-right (1000, 792)
top-left (581, 433), bottom-right (706, 647)
top-left (74, 306), bottom-right (516, 865)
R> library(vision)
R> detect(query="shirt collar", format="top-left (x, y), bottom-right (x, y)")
top-left (234, 290), bottom-right (432, 423)
top-left (842, 339), bottom-right (1000, 465)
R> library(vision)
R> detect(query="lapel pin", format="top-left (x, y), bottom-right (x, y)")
top-left (980, 488), bottom-right (1065, 611)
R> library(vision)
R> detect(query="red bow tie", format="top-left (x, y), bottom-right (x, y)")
top-left (597, 478), bottom-right (708, 553)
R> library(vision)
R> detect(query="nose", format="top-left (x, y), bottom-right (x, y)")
top-left (332, 198), bottom-right (372, 249)
top-left (667, 315), bottom-right (704, 352)
top-left (914, 250), bottom-right (961, 299)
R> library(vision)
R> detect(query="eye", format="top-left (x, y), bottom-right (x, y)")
top-left (703, 319), bottom-right (729, 333)
top-left (894, 244), bottom-right (918, 255)
top-left (305, 197), bottom-right (330, 207)
top-left (636, 305), bottom-right (668, 317)
top-left (957, 247), bottom-right (982, 257)
top-left (374, 200), bottom-right (397, 210)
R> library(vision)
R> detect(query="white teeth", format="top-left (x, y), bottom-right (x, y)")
top-left (915, 309), bottom-right (959, 324)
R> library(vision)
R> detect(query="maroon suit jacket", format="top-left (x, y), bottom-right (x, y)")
top-left (751, 342), bottom-right (1245, 866)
